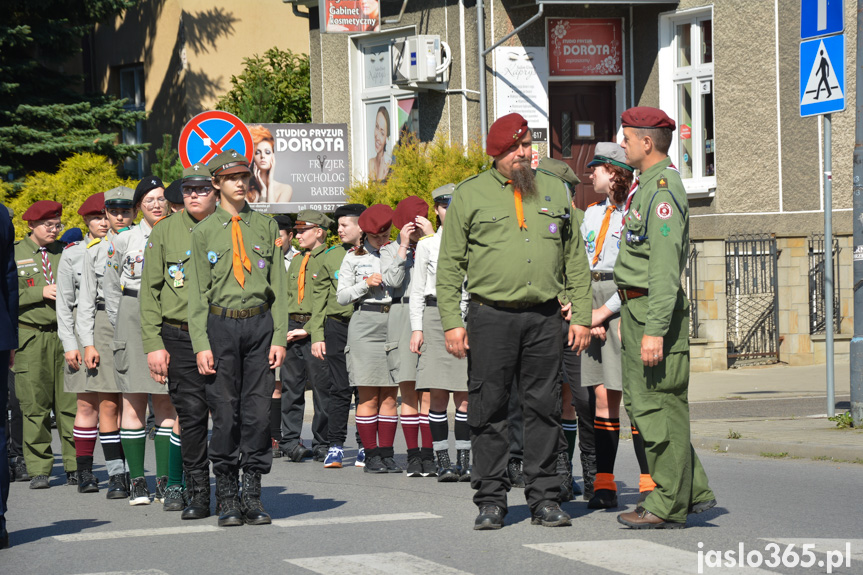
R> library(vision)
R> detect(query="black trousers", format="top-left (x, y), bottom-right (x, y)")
top-left (467, 299), bottom-right (563, 512)
top-left (324, 318), bottom-right (356, 447)
top-left (280, 319), bottom-right (330, 451)
top-left (561, 328), bottom-right (596, 462)
top-left (507, 379), bottom-right (523, 460)
top-left (207, 310), bottom-right (274, 475)
top-left (1, 351), bottom-right (9, 531)
top-left (163, 324), bottom-right (213, 476)
top-left (6, 370), bottom-right (22, 459)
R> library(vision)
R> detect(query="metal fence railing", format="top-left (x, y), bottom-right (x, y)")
top-left (808, 234), bottom-right (841, 335)
top-left (683, 244), bottom-right (699, 339)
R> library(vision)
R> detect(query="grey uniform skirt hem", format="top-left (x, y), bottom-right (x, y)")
top-left (386, 302), bottom-right (418, 385)
top-left (346, 309), bottom-right (397, 388)
top-left (415, 306), bottom-right (468, 392)
top-left (113, 294), bottom-right (168, 394)
top-left (581, 279), bottom-right (622, 391)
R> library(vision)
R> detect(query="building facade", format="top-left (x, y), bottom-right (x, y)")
top-left (304, 0), bottom-right (857, 371)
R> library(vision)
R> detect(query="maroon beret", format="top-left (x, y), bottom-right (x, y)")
top-left (392, 196), bottom-right (429, 229)
top-left (620, 107), bottom-right (676, 131)
top-left (358, 204), bottom-right (394, 235)
top-left (77, 192), bottom-right (105, 217)
top-left (486, 113), bottom-right (529, 157)
top-left (22, 200), bottom-right (62, 222)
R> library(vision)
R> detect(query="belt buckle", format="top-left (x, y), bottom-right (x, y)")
top-left (238, 309), bottom-right (250, 319)
top-left (591, 272), bottom-right (601, 282)
top-left (381, 305), bottom-right (390, 313)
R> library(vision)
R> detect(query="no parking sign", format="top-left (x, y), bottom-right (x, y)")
top-left (178, 111), bottom-right (254, 168)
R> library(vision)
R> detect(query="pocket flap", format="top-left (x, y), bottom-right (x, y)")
top-left (111, 339), bottom-right (126, 352)
top-left (476, 210), bottom-right (510, 224)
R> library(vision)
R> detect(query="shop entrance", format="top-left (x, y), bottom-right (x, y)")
top-left (549, 82), bottom-right (617, 210)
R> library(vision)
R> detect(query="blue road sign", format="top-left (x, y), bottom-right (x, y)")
top-left (178, 110), bottom-right (253, 168)
top-left (801, 0), bottom-right (843, 40)
top-left (800, 34), bottom-right (845, 117)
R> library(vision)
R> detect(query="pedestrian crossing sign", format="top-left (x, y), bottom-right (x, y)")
top-left (799, 34), bottom-right (845, 117)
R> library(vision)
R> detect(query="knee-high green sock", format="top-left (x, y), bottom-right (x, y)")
top-left (168, 431), bottom-right (184, 487)
top-left (154, 426), bottom-right (172, 478)
top-left (562, 418), bottom-right (578, 461)
top-left (120, 427), bottom-right (147, 479)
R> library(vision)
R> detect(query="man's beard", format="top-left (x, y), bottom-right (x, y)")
top-left (510, 160), bottom-right (537, 198)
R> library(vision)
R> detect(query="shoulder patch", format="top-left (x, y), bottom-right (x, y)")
top-left (64, 241), bottom-right (80, 250)
top-left (657, 177), bottom-right (668, 188)
top-left (275, 237), bottom-right (284, 247)
top-left (86, 237), bottom-right (102, 249)
top-left (418, 234), bottom-right (434, 242)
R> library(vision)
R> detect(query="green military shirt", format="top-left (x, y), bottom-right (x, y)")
top-left (139, 211), bottom-right (204, 353)
top-left (307, 243), bottom-right (353, 343)
top-left (186, 204), bottom-right (288, 353)
top-left (15, 236), bottom-right (63, 326)
top-left (613, 157), bottom-right (689, 339)
top-left (286, 243), bottom-right (327, 315)
top-left (437, 167), bottom-right (591, 332)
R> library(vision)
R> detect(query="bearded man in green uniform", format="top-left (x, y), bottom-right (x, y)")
top-left (614, 107), bottom-right (717, 529)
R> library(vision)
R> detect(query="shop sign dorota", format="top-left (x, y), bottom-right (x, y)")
top-left (548, 18), bottom-right (622, 76)
top-left (321, 0), bottom-right (380, 34)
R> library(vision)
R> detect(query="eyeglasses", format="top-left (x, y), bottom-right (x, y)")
top-left (40, 222), bottom-right (65, 232)
top-left (141, 197), bottom-right (168, 207)
top-left (435, 196), bottom-right (452, 208)
top-left (181, 187), bottom-right (214, 197)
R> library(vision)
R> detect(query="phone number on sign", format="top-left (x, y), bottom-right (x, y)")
top-left (698, 542), bottom-right (852, 573)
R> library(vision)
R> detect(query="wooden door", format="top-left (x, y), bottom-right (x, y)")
top-left (549, 82), bottom-right (616, 210)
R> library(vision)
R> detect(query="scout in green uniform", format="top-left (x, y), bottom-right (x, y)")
top-left (613, 107), bottom-right (716, 529)
top-left (14, 200), bottom-right (77, 488)
top-left (309, 204), bottom-right (366, 468)
top-left (187, 149), bottom-right (287, 527)
top-left (436, 113), bottom-right (592, 530)
top-left (279, 210), bottom-right (331, 463)
top-left (140, 164), bottom-right (218, 518)
top-left (56, 193), bottom-right (111, 493)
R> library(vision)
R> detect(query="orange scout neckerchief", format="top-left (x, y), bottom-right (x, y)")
top-left (231, 215), bottom-right (252, 288)
top-left (297, 252), bottom-right (311, 303)
top-left (592, 203), bottom-right (614, 266)
top-left (505, 180), bottom-right (527, 229)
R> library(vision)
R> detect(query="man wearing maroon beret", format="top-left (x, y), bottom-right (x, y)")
top-left (437, 112), bottom-right (592, 530)
top-left (13, 200), bottom-right (78, 489)
top-left (615, 106), bottom-right (716, 529)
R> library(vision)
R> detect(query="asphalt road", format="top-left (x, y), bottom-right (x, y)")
top-left (2, 428), bottom-right (861, 575)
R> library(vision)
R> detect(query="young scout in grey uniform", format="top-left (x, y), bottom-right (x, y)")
top-left (436, 113), bottom-right (592, 530)
top-left (140, 163), bottom-right (218, 518)
top-left (409, 184), bottom-right (470, 483)
top-left (337, 204), bottom-right (399, 474)
top-left (615, 107), bottom-right (715, 529)
top-left (309, 204), bottom-right (366, 469)
top-left (381, 196), bottom-right (435, 477)
top-left (280, 210), bottom-right (331, 463)
top-left (187, 149), bottom-right (287, 527)
top-left (14, 200), bottom-right (77, 489)
top-left (78, 186), bottom-right (135, 499)
top-left (105, 177), bottom-right (178, 506)
top-left (56, 193), bottom-right (111, 493)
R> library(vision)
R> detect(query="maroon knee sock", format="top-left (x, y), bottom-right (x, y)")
top-left (355, 415), bottom-right (378, 450)
top-left (400, 414), bottom-right (419, 450)
top-left (378, 415), bottom-right (398, 448)
top-left (74, 426), bottom-right (98, 458)
top-left (419, 413), bottom-right (433, 449)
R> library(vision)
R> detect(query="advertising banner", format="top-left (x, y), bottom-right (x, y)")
top-left (493, 47), bottom-right (549, 142)
top-left (548, 18), bottom-right (623, 77)
top-left (320, 0), bottom-right (380, 33)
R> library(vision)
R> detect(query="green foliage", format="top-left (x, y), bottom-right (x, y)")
top-left (0, 1), bottom-right (148, 178)
top-left (347, 133), bottom-right (490, 221)
top-left (152, 134), bottom-right (184, 183)
top-left (0, 153), bottom-right (136, 240)
top-left (216, 48), bottom-right (311, 124)
top-left (760, 452), bottom-right (789, 459)
top-left (828, 411), bottom-right (854, 429)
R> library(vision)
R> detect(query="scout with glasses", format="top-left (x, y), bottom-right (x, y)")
top-left (13, 200), bottom-right (77, 489)
top-left (187, 149), bottom-right (287, 527)
top-left (105, 177), bottom-right (178, 506)
top-left (140, 163), bottom-right (219, 518)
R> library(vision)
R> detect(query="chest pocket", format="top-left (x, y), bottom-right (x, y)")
top-left (624, 213), bottom-right (647, 246)
top-left (125, 249), bottom-right (145, 278)
top-left (17, 262), bottom-right (41, 287)
top-left (166, 250), bottom-right (191, 282)
top-left (472, 210), bottom-right (511, 245)
top-left (209, 244), bottom-right (235, 275)
top-left (250, 243), bottom-right (273, 273)
top-left (537, 206), bottom-right (568, 240)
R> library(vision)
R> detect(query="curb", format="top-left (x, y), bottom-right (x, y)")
top-left (693, 435), bottom-right (863, 462)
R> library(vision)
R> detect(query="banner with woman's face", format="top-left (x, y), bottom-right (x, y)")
top-left (245, 123), bottom-right (349, 214)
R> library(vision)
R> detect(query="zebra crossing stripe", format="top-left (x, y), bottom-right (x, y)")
top-left (71, 571), bottom-right (170, 575)
top-left (285, 551), bottom-right (472, 575)
top-left (525, 540), bottom-right (775, 574)
top-left (271, 511), bottom-right (440, 528)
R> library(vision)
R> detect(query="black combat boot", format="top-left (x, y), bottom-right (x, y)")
top-left (435, 450), bottom-right (459, 482)
top-left (580, 451), bottom-right (597, 501)
top-left (241, 471), bottom-right (272, 525)
top-left (456, 449), bottom-right (471, 482)
top-left (556, 452), bottom-right (574, 502)
top-left (182, 472), bottom-right (211, 520)
top-left (215, 473), bottom-right (243, 527)
top-left (77, 468), bottom-right (99, 493)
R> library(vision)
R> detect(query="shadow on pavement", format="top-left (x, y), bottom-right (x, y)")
top-left (7, 519), bottom-right (111, 546)
top-left (260, 488), bottom-right (345, 519)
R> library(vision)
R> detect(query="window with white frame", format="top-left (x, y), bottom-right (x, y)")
top-left (119, 65), bottom-right (145, 178)
top-left (351, 30), bottom-right (420, 182)
top-left (659, 10), bottom-right (715, 197)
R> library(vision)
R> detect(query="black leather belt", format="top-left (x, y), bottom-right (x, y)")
top-left (591, 272), bottom-right (614, 282)
top-left (96, 303), bottom-right (106, 311)
top-left (618, 288), bottom-right (648, 301)
top-left (424, 296), bottom-right (438, 307)
top-left (471, 294), bottom-right (549, 310)
top-left (354, 302), bottom-right (391, 313)
top-left (328, 315), bottom-right (350, 324)
top-left (19, 321), bottom-right (57, 333)
top-left (391, 296), bottom-right (410, 304)
top-left (209, 302), bottom-right (270, 319)
top-left (163, 321), bottom-right (189, 332)
top-left (122, 288), bottom-right (139, 298)
top-left (289, 313), bottom-right (311, 323)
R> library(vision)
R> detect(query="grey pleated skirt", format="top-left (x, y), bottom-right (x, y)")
top-left (113, 294), bottom-right (167, 394)
top-left (385, 302), bottom-right (418, 384)
top-left (63, 310), bottom-right (88, 393)
top-left (346, 308), bottom-right (395, 388)
top-left (415, 305), bottom-right (467, 392)
top-left (86, 308), bottom-right (121, 393)
top-left (581, 279), bottom-right (623, 391)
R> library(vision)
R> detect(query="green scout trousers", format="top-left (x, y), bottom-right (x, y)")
top-left (620, 297), bottom-right (714, 522)
top-left (13, 327), bottom-right (77, 476)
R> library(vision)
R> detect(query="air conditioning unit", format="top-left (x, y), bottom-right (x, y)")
top-left (392, 35), bottom-right (451, 89)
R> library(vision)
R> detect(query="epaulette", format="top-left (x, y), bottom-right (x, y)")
top-left (86, 238), bottom-right (102, 249)
top-left (418, 234), bottom-right (434, 242)
top-left (454, 173), bottom-right (480, 191)
top-left (152, 214), bottom-right (170, 227)
top-left (64, 241), bottom-right (80, 250)
top-left (117, 226), bottom-right (131, 234)
top-left (324, 245), bottom-right (340, 253)
top-left (586, 200), bottom-right (603, 209)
